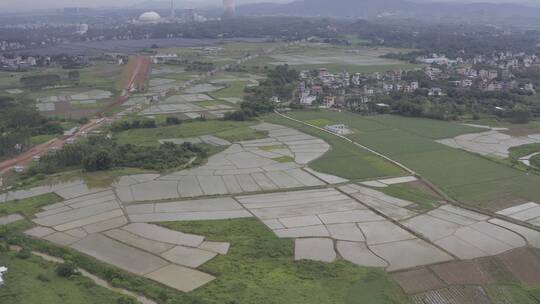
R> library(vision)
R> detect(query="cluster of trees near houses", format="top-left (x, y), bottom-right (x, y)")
top-left (348, 68), bottom-right (539, 122)
top-left (368, 94), bottom-right (533, 123)
top-left (225, 64), bottom-right (299, 121)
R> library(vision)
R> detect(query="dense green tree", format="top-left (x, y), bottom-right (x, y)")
top-left (509, 105), bottom-right (531, 124)
top-left (83, 150), bottom-right (113, 171)
top-left (55, 262), bottom-right (77, 278)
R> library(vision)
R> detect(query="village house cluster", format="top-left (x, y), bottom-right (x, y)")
top-left (420, 52), bottom-right (539, 93)
top-left (0, 41), bottom-right (26, 51)
top-left (0, 55), bottom-right (39, 71)
top-left (294, 51), bottom-right (540, 109)
top-left (0, 54), bottom-right (91, 71)
top-left (296, 68), bottom-right (421, 108)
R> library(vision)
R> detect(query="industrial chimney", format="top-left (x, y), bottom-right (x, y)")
top-left (223, 0), bottom-right (236, 18)
top-left (170, 0), bottom-right (175, 19)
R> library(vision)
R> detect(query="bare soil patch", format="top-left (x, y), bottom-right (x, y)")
top-left (391, 268), bottom-right (445, 294)
top-left (497, 247), bottom-right (540, 285)
top-left (479, 196), bottom-right (530, 212)
top-left (430, 260), bottom-right (496, 285)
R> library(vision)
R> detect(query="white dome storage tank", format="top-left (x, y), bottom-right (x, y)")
top-left (139, 11), bottom-right (161, 22)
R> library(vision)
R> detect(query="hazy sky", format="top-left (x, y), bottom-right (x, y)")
top-left (0, 0), bottom-right (292, 12)
top-left (0, 0), bottom-right (536, 12)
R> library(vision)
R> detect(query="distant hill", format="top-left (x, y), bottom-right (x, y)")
top-left (239, 0), bottom-right (412, 18)
top-left (237, 0), bottom-right (540, 26)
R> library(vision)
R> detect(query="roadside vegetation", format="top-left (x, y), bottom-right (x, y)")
top-left (0, 250), bottom-right (130, 304)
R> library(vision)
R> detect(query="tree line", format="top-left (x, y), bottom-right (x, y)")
top-left (24, 136), bottom-right (207, 176)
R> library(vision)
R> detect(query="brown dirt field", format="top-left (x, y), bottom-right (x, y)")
top-left (430, 260), bottom-right (496, 285)
top-left (479, 196), bottom-right (530, 213)
top-left (134, 57), bottom-right (151, 91)
top-left (497, 247), bottom-right (540, 285)
top-left (118, 56), bottom-right (138, 90)
top-left (119, 55), bottom-right (151, 93)
top-left (391, 268), bottom-right (446, 294)
top-left (411, 286), bottom-right (492, 304)
top-left (477, 256), bottom-right (518, 284)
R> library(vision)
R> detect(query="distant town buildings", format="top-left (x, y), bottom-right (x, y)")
top-left (0, 55), bottom-right (38, 71)
top-left (151, 53), bottom-right (178, 64)
top-left (417, 54), bottom-right (460, 65)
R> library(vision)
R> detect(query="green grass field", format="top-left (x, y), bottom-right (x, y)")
top-left (161, 218), bottom-right (410, 304)
top-left (0, 252), bottom-right (127, 304)
top-left (273, 156), bottom-right (295, 163)
top-left (377, 183), bottom-right (441, 211)
top-left (114, 120), bottom-right (267, 147)
top-left (244, 58), bottom-right (420, 74)
top-left (242, 42), bottom-right (420, 74)
top-left (0, 72), bottom-right (22, 90)
top-left (77, 62), bottom-right (123, 93)
top-left (286, 110), bottom-right (540, 210)
top-left (211, 81), bottom-right (249, 99)
top-left (0, 193), bottom-right (62, 217)
top-left (263, 114), bottom-right (406, 180)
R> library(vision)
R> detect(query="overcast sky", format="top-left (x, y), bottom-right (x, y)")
top-left (0, 0), bottom-right (293, 12)
top-left (0, 0), bottom-right (536, 12)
